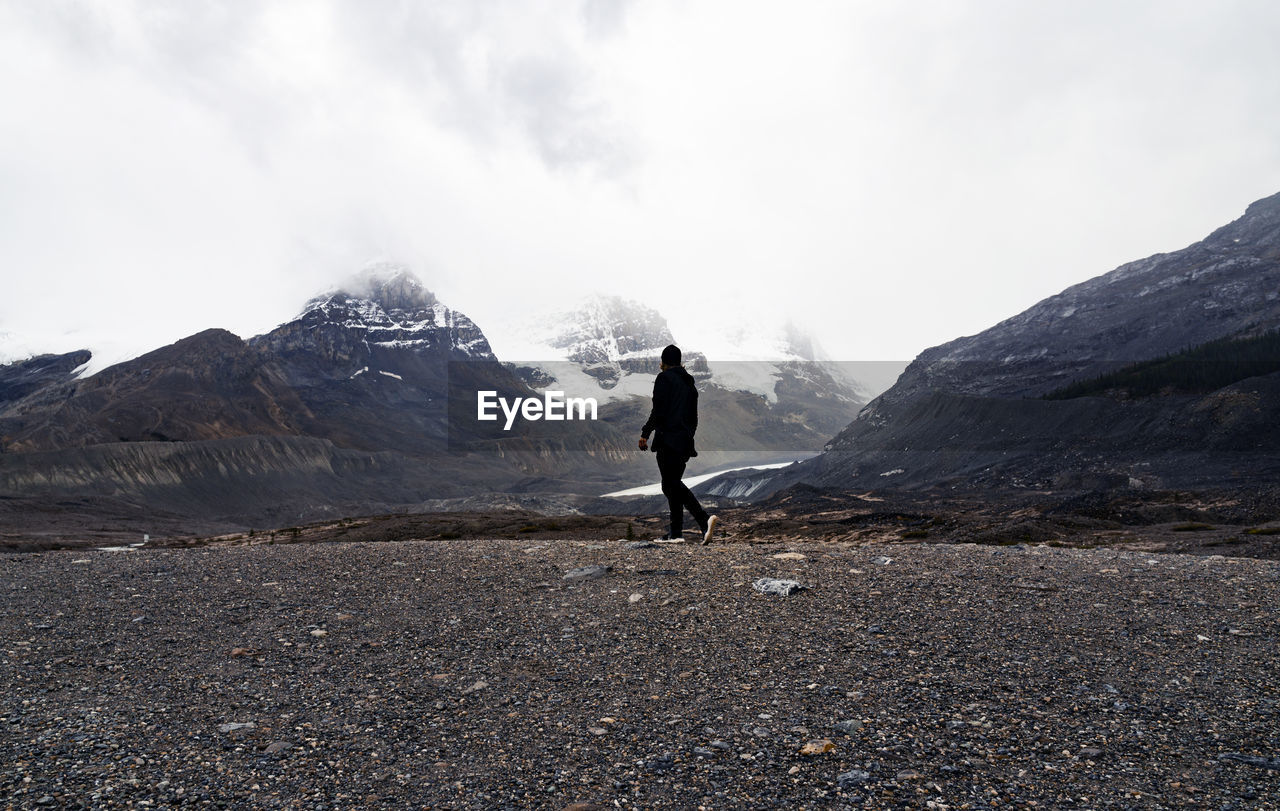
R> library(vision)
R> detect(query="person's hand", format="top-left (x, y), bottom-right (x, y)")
top-left (638, 437), bottom-right (648, 450)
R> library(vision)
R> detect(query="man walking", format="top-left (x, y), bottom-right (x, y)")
top-left (639, 344), bottom-right (719, 544)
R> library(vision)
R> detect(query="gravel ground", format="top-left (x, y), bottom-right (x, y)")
top-left (3, 537), bottom-right (1279, 809)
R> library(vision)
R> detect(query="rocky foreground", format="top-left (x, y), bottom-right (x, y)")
top-left (2, 537), bottom-right (1278, 809)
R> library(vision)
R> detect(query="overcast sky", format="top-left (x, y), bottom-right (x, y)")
top-left (3, 0), bottom-right (1280, 368)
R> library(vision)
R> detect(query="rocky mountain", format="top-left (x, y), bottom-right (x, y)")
top-left (735, 190), bottom-right (1280, 497)
top-left (0, 267), bottom-right (512, 454)
top-left (502, 295), bottom-right (870, 470)
top-left (0, 266), bottom-right (874, 536)
top-left (0, 349), bottom-right (90, 410)
top-left (0, 267), bottom-right (565, 531)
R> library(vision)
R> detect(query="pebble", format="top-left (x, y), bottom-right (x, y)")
top-left (800, 739), bottom-right (835, 755)
top-left (563, 565), bottom-right (610, 580)
top-left (771, 552), bottom-right (806, 560)
top-left (837, 769), bottom-right (872, 787)
top-left (1219, 753), bottom-right (1280, 770)
top-left (752, 578), bottom-right (806, 596)
top-left (833, 719), bottom-right (862, 734)
top-left (873, 556), bottom-right (893, 565)
top-left (218, 722), bottom-right (256, 733)
top-left (628, 593), bottom-right (644, 603)
top-left (264, 741), bottom-right (292, 755)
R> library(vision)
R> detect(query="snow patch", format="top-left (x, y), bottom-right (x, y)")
top-left (879, 468), bottom-right (905, 477)
top-left (706, 359), bottom-right (781, 403)
top-left (350, 366), bottom-right (369, 378)
top-left (378, 370), bottom-right (403, 380)
top-left (602, 461), bottom-right (797, 498)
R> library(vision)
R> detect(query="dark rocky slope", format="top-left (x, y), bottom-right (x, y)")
top-left (0, 350), bottom-right (90, 409)
top-left (734, 191), bottom-right (1280, 497)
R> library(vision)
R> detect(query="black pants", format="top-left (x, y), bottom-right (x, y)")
top-left (657, 447), bottom-right (708, 537)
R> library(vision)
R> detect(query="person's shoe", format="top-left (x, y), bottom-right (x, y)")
top-left (701, 515), bottom-right (719, 545)
top-left (654, 533), bottom-right (686, 544)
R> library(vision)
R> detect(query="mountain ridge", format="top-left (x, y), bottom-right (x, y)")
top-left (742, 190), bottom-right (1280, 497)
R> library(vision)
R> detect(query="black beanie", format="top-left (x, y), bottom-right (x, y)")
top-left (661, 344), bottom-right (681, 366)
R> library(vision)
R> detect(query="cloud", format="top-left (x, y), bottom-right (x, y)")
top-left (2, 0), bottom-right (1280, 373)
top-left (332, 0), bottom-right (639, 175)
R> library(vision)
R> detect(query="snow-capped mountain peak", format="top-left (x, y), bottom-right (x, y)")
top-left (256, 264), bottom-right (494, 363)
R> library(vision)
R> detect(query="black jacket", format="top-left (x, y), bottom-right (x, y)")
top-left (641, 366), bottom-right (699, 457)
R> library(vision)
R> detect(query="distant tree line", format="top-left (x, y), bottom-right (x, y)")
top-left (1044, 329), bottom-right (1280, 400)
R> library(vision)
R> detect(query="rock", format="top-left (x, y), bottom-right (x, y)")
top-left (693, 746), bottom-right (717, 757)
top-left (800, 738), bottom-right (835, 755)
top-left (752, 578), bottom-right (806, 596)
top-left (218, 722), bottom-right (256, 733)
top-left (873, 556), bottom-right (893, 565)
top-left (459, 679), bottom-right (489, 695)
top-left (1080, 747), bottom-right (1103, 758)
top-left (309, 629), bottom-right (328, 638)
top-left (628, 593), bottom-right (644, 603)
top-left (563, 565), bottom-right (610, 580)
top-left (895, 769), bottom-right (923, 781)
top-left (626, 541), bottom-right (657, 549)
top-left (587, 726), bottom-right (607, 736)
top-left (263, 741), bottom-right (291, 755)
top-left (833, 720), bottom-right (863, 734)
top-left (770, 552), bottom-right (806, 560)
top-left (1219, 753), bottom-right (1280, 770)
top-left (709, 740), bottom-right (732, 751)
top-left (645, 752), bottom-right (675, 772)
top-left (230, 647), bottom-right (255, 657)
top-left (837, 769), bottom-right (871, 787)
